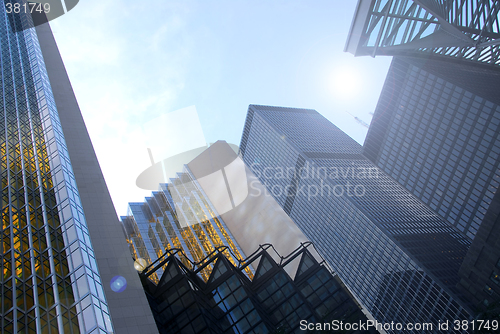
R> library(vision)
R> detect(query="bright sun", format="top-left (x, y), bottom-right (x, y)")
top-left (331, 67), bottom-right (361, 99)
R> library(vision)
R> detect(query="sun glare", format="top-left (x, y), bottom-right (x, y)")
top-left (331, 67), bottom-right (361, 99)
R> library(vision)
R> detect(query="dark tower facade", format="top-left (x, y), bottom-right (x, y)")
top-left (345, 0), bottom-right (500, 313)
top-left (362, 55), bottom-right (500, 309)
top-left (239, 104), bottom-right (472, 332)
top-left (364, 56), bottom-right (500, 240)
top-left (139, 244), bottom-right (376, 334)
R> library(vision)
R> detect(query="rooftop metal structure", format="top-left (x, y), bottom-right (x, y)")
top-left (345, 0), bottom-right (500, 68)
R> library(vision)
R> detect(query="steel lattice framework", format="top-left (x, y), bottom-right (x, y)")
top-left (345, 0), bottom-right (500, 68)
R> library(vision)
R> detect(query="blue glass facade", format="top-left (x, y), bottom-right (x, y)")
top-left (0, 9), bottom-right (113, 334)
top-left (240, 105), bottom-right (472, 332)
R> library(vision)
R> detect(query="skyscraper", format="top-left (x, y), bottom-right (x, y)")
top-left (458, 189), bottom-right (500, 309)
top-left (121, 168), bottom-right (252, 283)
top-left (360, 55), bottom-right (500, 308)
top-left (121, 141), bottom-right (376, 333)
top-left (1, 8), bottom-right (156, 334)
top-left (240, 104), bottom-right (472, 332)
top-left (363, 56), bottom-right (500, 240)
top-left (345, 0), bottom-right (500, 312)
top-left (121, 140), bottom-right (321, 281)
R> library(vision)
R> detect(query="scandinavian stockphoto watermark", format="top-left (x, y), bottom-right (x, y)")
top-left (135, 106), bottom-right (247, 220)
top-left (249, 161), bottom-right (379, 200)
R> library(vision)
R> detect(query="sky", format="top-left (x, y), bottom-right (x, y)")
top-left (49, 0), bottom-right (393, 216)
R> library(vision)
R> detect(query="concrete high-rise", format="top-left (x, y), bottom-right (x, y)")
top-left (240, 104), bottom-right (473, 332)
top-left (0, 9), bottom-right (157, 334)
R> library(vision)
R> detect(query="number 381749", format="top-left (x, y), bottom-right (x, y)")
top-left (5, 2), bottom-right (51, 14)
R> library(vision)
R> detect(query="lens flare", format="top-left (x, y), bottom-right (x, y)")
top-left (110, 276), bottom-right (127, 293)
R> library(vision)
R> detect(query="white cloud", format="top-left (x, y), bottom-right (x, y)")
top-left (51, 0), bottom-right (198, 214)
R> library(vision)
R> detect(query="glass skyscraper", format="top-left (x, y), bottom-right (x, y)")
top-left (364, 56), bottom-right (500, 240)
top-left (345, 0), bottom-right (500, 314)
top-left (121, 151), bottom-right (376, 334)
top-left (121, 169), bottom-right (252, 283)
top-left (240, 104), bottom-right (473, 332)
top-left (362, 55), bottom-right (500, 309)
top-left (1, 8), bottom-right (156, 334)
